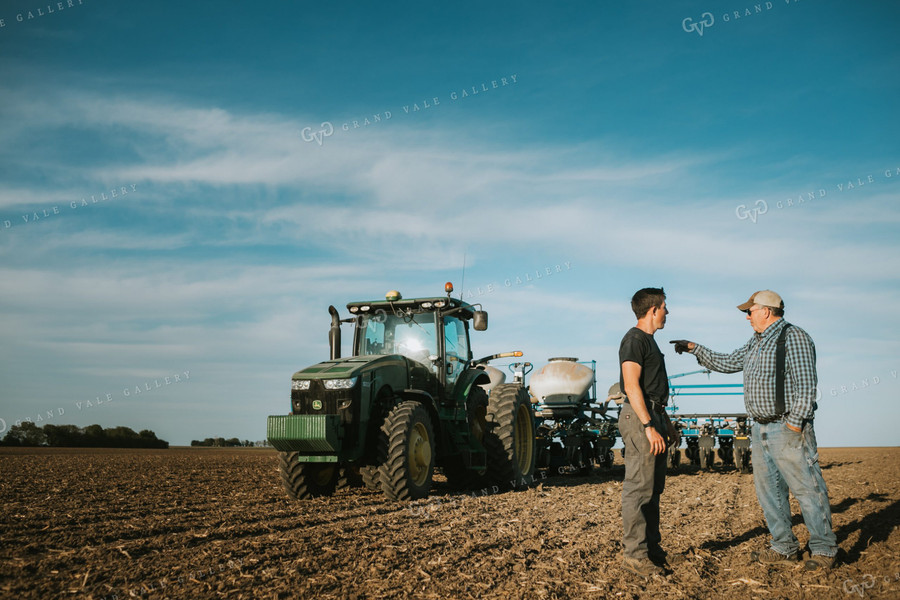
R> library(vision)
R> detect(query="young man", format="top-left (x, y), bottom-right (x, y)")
top-left (671, 290), bottom-right (837, 570)
top-left (619, 287), bottom-right (676, 578)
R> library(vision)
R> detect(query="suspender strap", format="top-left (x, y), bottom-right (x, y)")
top-left (775, 323), bottom-right (792, 416)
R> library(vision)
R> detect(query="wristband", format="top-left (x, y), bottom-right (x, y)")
top-left (642, 421), bottom-right (652, 429)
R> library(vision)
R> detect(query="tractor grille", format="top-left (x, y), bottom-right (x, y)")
top-left (291, 381), bottom-right (360, 439)
top-left (292, 387), bottom-right (351, 414)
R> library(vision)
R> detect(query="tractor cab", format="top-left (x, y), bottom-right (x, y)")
top-left (346, 285), bottom-right (487, 401)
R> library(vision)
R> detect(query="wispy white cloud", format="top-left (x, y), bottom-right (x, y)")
top-left (1, 88), bottom-right (899, 446)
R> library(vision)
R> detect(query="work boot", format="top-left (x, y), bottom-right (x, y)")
top-left (804, 554), bottom-right (835, 571)
top-left (750, 548), bottom-right (798, 566)
top-left (648, 548), bottom-right (683, 567)
top-left (622, 556), bottom-right (664, 579)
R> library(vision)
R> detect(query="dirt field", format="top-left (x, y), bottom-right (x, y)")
top-left (1, 447), bottom-right (898, 600)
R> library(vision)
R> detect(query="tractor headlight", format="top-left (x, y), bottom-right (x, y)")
top-left (323, 377), bottom-right (358, 390)
top-left (291, 379), bottom-right (311, 391)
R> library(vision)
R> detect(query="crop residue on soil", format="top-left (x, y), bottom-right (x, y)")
top-left (1, 446), bottom-right (898, 599)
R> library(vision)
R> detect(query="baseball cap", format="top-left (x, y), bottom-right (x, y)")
top-left (737, 290), bottom-right (784, 311)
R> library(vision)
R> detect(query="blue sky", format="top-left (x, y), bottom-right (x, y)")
top-left (1, 0), bottom-right (898, 446)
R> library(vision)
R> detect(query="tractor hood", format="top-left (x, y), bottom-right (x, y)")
top-left (293, 355), bottom-right (410, 380)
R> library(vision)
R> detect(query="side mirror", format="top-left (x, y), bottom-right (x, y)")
top-left (473, 311), bottom-right (488, 331)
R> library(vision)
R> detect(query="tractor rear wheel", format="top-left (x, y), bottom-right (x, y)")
top-left (279, 452), bottom-right (339, 499)
top-left (485, 384), bottom-right (536, 490)
top-left (379, 401), bottom-right (435, 501)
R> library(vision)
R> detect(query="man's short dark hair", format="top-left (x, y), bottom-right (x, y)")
top-left (632, 287), bottom-right (666, 319)
top-left (771, 306), bottom-right (784, 317)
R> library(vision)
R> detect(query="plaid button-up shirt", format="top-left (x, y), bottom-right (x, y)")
top-left (691, 318), bottom-right (818, 429)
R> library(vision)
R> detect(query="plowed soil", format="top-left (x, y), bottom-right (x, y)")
top-left (1, 447), bottom-right (898, 599)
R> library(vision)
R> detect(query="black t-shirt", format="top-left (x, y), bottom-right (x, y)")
top-left (618, 327), bottom-right (669, 406)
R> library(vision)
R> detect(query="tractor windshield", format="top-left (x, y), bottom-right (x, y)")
top-left (359, 311), bottom-right (438, 366)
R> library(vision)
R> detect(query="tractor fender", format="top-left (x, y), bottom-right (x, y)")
top-left (451, 368), bottom-right (492, 406)
top-left (365, 361), bottom-right (414, 425)
top-left (397, 389), bottom-right (439, 426)
top-left (365, 362), bottom-right (410, 407)
top-left (397, 389), bottom-right (443, 452)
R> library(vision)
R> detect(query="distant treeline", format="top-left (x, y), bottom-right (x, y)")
top-left (191, 438), bottom-right (268, 447)
top-left (1, 422), bottom-right (169, 448)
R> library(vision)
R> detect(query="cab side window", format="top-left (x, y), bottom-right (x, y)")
top-left (444, 317), bottom-right (470, 385)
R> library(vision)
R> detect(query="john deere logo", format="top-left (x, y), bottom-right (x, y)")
top-left (312, 400), bottom-right (323, 410)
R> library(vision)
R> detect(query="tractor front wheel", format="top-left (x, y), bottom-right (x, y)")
top-left (279, 452), bottom-right (339, 499)
top-left (379, 401), bottom-right (435, 501)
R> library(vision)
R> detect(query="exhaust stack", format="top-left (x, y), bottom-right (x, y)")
top-left (328, 305), bottom-right (341, 360)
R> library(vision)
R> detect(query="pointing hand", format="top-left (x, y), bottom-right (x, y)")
top-left (669, 340), bottom-right (695, 354)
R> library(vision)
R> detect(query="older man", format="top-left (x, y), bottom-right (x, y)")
top-left (671, 290), bottom-right (837, 570)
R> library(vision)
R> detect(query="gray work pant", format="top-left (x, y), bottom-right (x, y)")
top-left (620, 402), bottom-right (667, 560)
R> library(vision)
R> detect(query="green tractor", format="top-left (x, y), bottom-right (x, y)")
top-left (267, 283), bottom-right (536, 501)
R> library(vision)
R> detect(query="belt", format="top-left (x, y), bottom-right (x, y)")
top-left (754, 414), bottom-right (786, 424)
top-left (624, 399), bottom-right (667, 414)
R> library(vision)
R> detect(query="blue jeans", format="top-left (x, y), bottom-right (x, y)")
top-left (752, 420), bottom-right (837, 557)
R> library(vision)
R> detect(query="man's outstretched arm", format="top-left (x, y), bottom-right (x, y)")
top-left (670, 338), bottom-right (751, 374)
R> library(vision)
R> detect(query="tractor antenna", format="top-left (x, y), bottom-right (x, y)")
top-left (459, 251), bottom-right (466, 300)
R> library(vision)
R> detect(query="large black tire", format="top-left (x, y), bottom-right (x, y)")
top-left (279, 452), bottom-right (339, 499)
top-left (378, 401), bottom-right (435, 501)
top-left (360, 465), bottom-right (382, 491)
top-left (484, 384), bottom-right (536, 490)
top-left (442, 387), bottom-right (489, 490)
